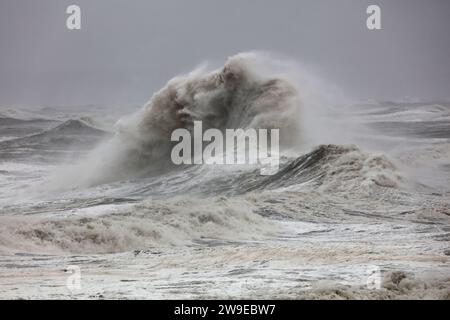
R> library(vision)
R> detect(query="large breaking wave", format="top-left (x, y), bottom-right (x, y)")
top-left (62, 53), bottom-right (303, 187)
top-left (47, 52), bottom-right (394, 191)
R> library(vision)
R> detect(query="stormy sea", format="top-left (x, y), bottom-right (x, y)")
top-left (0, 53), bottom-right (449, 299)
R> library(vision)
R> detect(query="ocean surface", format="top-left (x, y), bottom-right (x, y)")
top-left (0, 53), bottom-right (449, 299)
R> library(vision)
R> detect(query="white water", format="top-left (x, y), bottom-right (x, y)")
top-left (0, 53), bottom-right (449, 299)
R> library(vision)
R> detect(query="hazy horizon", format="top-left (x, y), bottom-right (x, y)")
top-left (1, 0), bottom-right (449, 107)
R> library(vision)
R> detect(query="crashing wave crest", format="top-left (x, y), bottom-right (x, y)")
top-left (58, 53), bottom-right (303, 186)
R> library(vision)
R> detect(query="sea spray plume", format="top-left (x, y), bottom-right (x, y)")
top-left (53, 53), bottom-right (303, 187)
top-left (132, 52), bottom-right (301, 147)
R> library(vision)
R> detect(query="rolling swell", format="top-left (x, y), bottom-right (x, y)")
top-left (122, 144), bottom-right (404, 199)
top-left (0, 119), bottom-right (108, 161)
top-left (0, 116), bottom-right (57, 141)
top-left (239, 144), bottom-right (403, 193)
top-left (185, 144), bottom-right (404, 196)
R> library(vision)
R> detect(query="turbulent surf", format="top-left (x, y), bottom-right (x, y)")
top-left (0, 53), bottom-right (449, 299)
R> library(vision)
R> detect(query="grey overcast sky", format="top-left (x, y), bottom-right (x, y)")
top-left (0, 0), bottom-right (449, 106)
